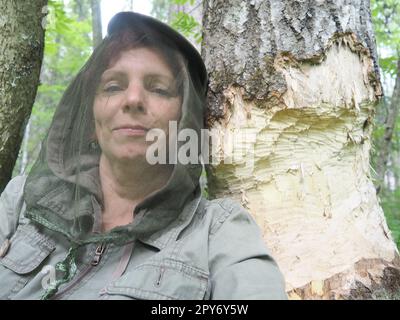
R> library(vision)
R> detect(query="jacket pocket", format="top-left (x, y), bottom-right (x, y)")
top-left (105, 259), bottom-right (209, 300)
top-left (0, 224), bottom-right (55, 299)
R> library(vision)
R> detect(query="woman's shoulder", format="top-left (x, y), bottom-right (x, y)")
top-left (199, 196), bottom-right (258, 235)
top-left (0, 175), bottom-right (27, 239)
top-left (1, 175), bottom-right (27, 195)
top-left (1, 175), bottom-right (27, 203)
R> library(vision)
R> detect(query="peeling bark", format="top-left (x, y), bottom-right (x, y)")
top-left (0, 0), bottom-right (47, 192)
top-left (203, 0), bottom-right (400, 299)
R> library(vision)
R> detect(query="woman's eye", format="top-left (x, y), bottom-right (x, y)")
top-left (103, 83), bottom-right (122, 93)
top-left (152, 87), bottom-right (171, 96)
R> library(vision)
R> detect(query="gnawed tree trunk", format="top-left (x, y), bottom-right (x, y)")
top-left (90, 0), bottom-right (102, 48)
top-left (376, 58), bottom-right (400, 193)
top-left (0, 0), bottom-right (47, 192)
top-left (202, 0), bottom-right (400, 299)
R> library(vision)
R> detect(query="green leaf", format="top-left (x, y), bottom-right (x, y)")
top-left (171, 11), bottom-right (201, 39)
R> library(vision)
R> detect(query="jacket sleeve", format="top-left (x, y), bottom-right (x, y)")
top-left (0, 175), bottom-right (26, 242)
top-left (208, 199), bottom-right (287, 300)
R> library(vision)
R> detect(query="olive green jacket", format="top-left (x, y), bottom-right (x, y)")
top-left (0, 175), bottom-right (286, 300)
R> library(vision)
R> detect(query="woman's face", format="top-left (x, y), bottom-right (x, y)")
top-left (93, 47), bottom-right (182, 163)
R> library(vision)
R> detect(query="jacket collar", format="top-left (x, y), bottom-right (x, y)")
top-left (27, 180), bottom-right (203, 248)
top-left (136, 188), bottom-right (203, 250)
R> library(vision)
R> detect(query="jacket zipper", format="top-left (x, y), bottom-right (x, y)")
top-left (91, 243), bottom-right (106, 266)
top-left (52, 243), bottom-right (106, 300)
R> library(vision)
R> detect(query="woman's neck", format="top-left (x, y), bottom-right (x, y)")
top-left (99, 154), bottom-right (174, 231)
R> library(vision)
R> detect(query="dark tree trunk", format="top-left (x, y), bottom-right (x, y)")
top-left (202, 0), bottom-right (400, 299)
top-left (0, 0), bottom-right (47, 192)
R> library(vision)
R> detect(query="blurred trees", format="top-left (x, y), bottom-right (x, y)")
top-left (90, 0), bottom-right (102, 48)
top-left (151, 0), bottom-right (202, 48)
top-left (371, 0), bottom-right (400, 248)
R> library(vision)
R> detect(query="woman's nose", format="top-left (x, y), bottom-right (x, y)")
top-left (122, 83), bottom-right (146, 113)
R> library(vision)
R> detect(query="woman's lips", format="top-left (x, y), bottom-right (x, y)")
top-left (113, 125), bottom-right (149, 136)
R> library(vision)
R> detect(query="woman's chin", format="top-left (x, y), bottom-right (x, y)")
top-left (119, 152), bottom-right (147, 163)
top-left (105, 148), bottom-right (148, 164)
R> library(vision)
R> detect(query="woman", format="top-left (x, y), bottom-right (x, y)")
top-left (0, 12), bottom-right (287, 300)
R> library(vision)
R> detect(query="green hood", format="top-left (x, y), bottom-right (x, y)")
top-left (23, 12), bottom-right (208, 246)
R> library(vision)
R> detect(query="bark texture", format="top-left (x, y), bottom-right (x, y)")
top-left (202, 0), bottom-right (400, 299)
top-left (0, 0), bottom-right (47, 192)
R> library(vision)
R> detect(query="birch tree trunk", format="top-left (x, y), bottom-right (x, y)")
top-left (202, 0), bottom-right (400, 299)
top-left (0, 0), bottom-right (47, 192)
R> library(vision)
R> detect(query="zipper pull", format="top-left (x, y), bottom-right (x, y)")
top-left (91, 243), bottom-right (106, 266)
top-left (155, 267), bottom-right (165, 287)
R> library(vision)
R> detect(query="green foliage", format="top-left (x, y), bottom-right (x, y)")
top-left (379, 56), bottom-right (398, 77)
top-left (172, 0), bottom-right (195, 5)
top-left (371, 0), bottom-right (400, 251)
top-left (380, 188), bottom-right (400, 248)
top-left (152, 0), bottom-right (203, 44)
top-left (371, 0), bottom-right (400, 74)
top-left (44, 0), bottom-right (92, 78)
top-left (171, 11), bottom-right (202, 43)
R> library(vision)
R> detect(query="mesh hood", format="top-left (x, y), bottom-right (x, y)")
top-left (23, 12), bottom-right (208, 246)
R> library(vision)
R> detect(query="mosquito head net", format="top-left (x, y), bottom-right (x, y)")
top-left (23, 12), bottom-right (208, 245)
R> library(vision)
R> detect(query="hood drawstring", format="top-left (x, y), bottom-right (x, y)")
top-left (41, 245), bottom-right (78, 300)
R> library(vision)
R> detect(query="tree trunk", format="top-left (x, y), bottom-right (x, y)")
top-left (90, 0), bottom-right (102, 48)
top-left (376, 58), bottom-right (400, 193)
top-left (202, 0), bottom-right (400, 299)
top-left (395, 150), bottom-right (400, 190)
top-left (0, 0), bottom-right (47, 192)
top-left (75, 0), bottom-right (87, 21)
